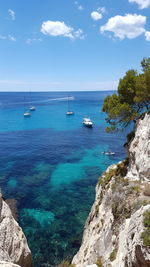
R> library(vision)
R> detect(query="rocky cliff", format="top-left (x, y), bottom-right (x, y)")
top-left (72, 113), bottom-right (150, 267)
top-left (126, 113), bottom-right (150, 181)
top-left (0, 196), bottom-right (32, 267)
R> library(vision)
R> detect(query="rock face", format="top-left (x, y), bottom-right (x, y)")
top-left (126, 113), bottom-right (150, 181)
top-left (72, 113), bottom-right (150, 267)
top-left (0, 261), bottom-right (20, 267)
top-left (0, 197), bottom-right (32, 267)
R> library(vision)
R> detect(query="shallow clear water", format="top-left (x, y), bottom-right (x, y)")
top-left (0, 91), bottom-right (128, 266)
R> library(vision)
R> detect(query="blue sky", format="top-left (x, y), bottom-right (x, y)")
top-left (0, 0), bottom-right (150, 91)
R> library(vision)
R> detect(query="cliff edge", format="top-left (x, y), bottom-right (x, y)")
top-left (0, 196), bottom-right (32, 267)
top-left (72, 113), bottom-right (150, 267)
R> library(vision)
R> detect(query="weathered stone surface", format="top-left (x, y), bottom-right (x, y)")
top-left (72, 166), bottom-right (116, 267)
top-left (127, 113), bottom-right (150, 181)
top-left (72, 113), bottom-right (150, 267)
top-left (112, 205), bottom-right (150, 267)
top-left (0, 198), bottom-right (32, 267)
top-left (0, 261), bottom-right (20, 267)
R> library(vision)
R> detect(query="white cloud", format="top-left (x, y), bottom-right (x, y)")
top-left (91, 7), bottom-right (106, 21)
top-left (74, 1), bottom-right (84, 10)
top-left (8, 35), bottom-right (16, 41)
top-left (78, 5), bottom-right (84, 10)
top-left (41, 20), bottom-right (84, 40)
top-left (74, 29), bottom-right (85, 39)
top-left (100, 14), bottom-right (146, 40)
top-left (91, 11), bottom-right (102, 21)
top-left (26, 38), bottom-right (42, 44)
top-left (129, 0), bottom-right (150, 9)
top-left (8, 9), bottom-right (15, 20)
top-left (97, 7), bottom-right (106, 14)
top-left (0, 34), bottom-right (16, 41)
top-left (145, 31), bottom-right (150, 40)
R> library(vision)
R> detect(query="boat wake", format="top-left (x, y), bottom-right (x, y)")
top-left (1, 96), bottom-right (75, 106)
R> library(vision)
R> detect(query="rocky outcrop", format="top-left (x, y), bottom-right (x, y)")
top-left (72, 113), bottom-right (150, 267)
top-left (0, 197), bottom-right (32, 267)
top-left (113, 205), bottom-right (150, 267)
top-left (0, 261), bottom-right (20, 267)
top-left (126, 113), bottom-right (150, 181)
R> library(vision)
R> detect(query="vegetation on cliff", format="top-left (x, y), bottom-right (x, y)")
top-left (142, 210), bottom-right (150, 246)
top-left (102, 58), bottom-right (150, 132)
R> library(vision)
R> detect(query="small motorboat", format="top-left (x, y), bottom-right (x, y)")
top-left (83, 117), bottom-right (93, 127)
top-left (101, 151), bottom-right (115, 155)
top-left (24, 112), bottom-right (31, 117)
top-left (30, 106), bottom-right (36, 111)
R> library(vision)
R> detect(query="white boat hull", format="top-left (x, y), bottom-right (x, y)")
top-left (66, 111), bottom-right (74, 115)
top-left (24, 112), bottom-right (31, 117)
top-left (30, 106), bottom-right (36, 111)
top-left (83, 117), bottom-right (93, 127)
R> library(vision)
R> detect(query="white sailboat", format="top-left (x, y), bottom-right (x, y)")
top-left (24, 96), bottom-right (31, 117)
top-left (66, 96), bottom-right (74, 115)
top-left (29, 91), bottom-right (36, 111)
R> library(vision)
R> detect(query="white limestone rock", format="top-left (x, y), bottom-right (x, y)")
top-left (127, 113), bottom-right (150, 181)
top-left (0, 198), bottom-right (32, 267)
top-left (72, 113), bottom-right (150, 267)
top-left (72, 168), bottom-right (115, 267)
top-left (0, 261), bottom-right (20, 267)
top-left (113, 205), bottom-right (150, 267)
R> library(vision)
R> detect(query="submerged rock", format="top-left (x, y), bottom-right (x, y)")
top-left (0, 197), bottom-right (32, 267)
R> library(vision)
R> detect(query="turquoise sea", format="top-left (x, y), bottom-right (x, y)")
top-left (0, 91), bottom-right (128, 266)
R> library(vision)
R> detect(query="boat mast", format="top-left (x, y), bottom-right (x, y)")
top-left (67, 95), bottom-right (70, 111)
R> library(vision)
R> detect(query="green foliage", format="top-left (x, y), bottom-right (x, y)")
top-left (115, 160), bottom-right (128, 177)
top-left (141, 57), bottom-right (150, 72)
top-left (141, 210), bottom-right (150, 246)
top-left (99, 168), bottom-right (116, 188)
top-left (102, 58), bottom-right (150, 132)
top-left (56, 261), bottom-right (75, 267)
top-left (111, 201), bottom-right (131, 220)
top-left (131, 185), bottom-right (141, 195)
top-left (96, 256), bottom-right (104, 267)
top-left (109, 249), bottom-right (117, 262)
top-left (118, 69), bottom-right (137, 105)
top-left (143, 210), bottom-right (150, 227)
top-left (141, 229), bottom-right (150, 247)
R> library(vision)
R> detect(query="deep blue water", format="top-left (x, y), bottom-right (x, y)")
top-left (0, 91), bottom-right (128, 266)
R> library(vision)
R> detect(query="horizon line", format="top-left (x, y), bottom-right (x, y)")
top-left (0, 89), bottom-right (117, 93)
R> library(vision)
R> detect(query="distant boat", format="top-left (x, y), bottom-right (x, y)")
top-left (83, 117), bottom-right (93, 127)
top-left (66, 96), bottom-right (74, 115)
top-left (30, 106), bottom-right (36, 111)
top-left (101, 151), bottom-right (115, 155)
top-left (24, 96), bottom-right (31, 117)
top-left (29, 90), bottom-right (36, 111)
top-left (24, 111), bottom-right (31, 117)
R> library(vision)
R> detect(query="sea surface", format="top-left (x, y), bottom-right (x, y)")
top-left (0, 91), bottom-right (128, 266)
